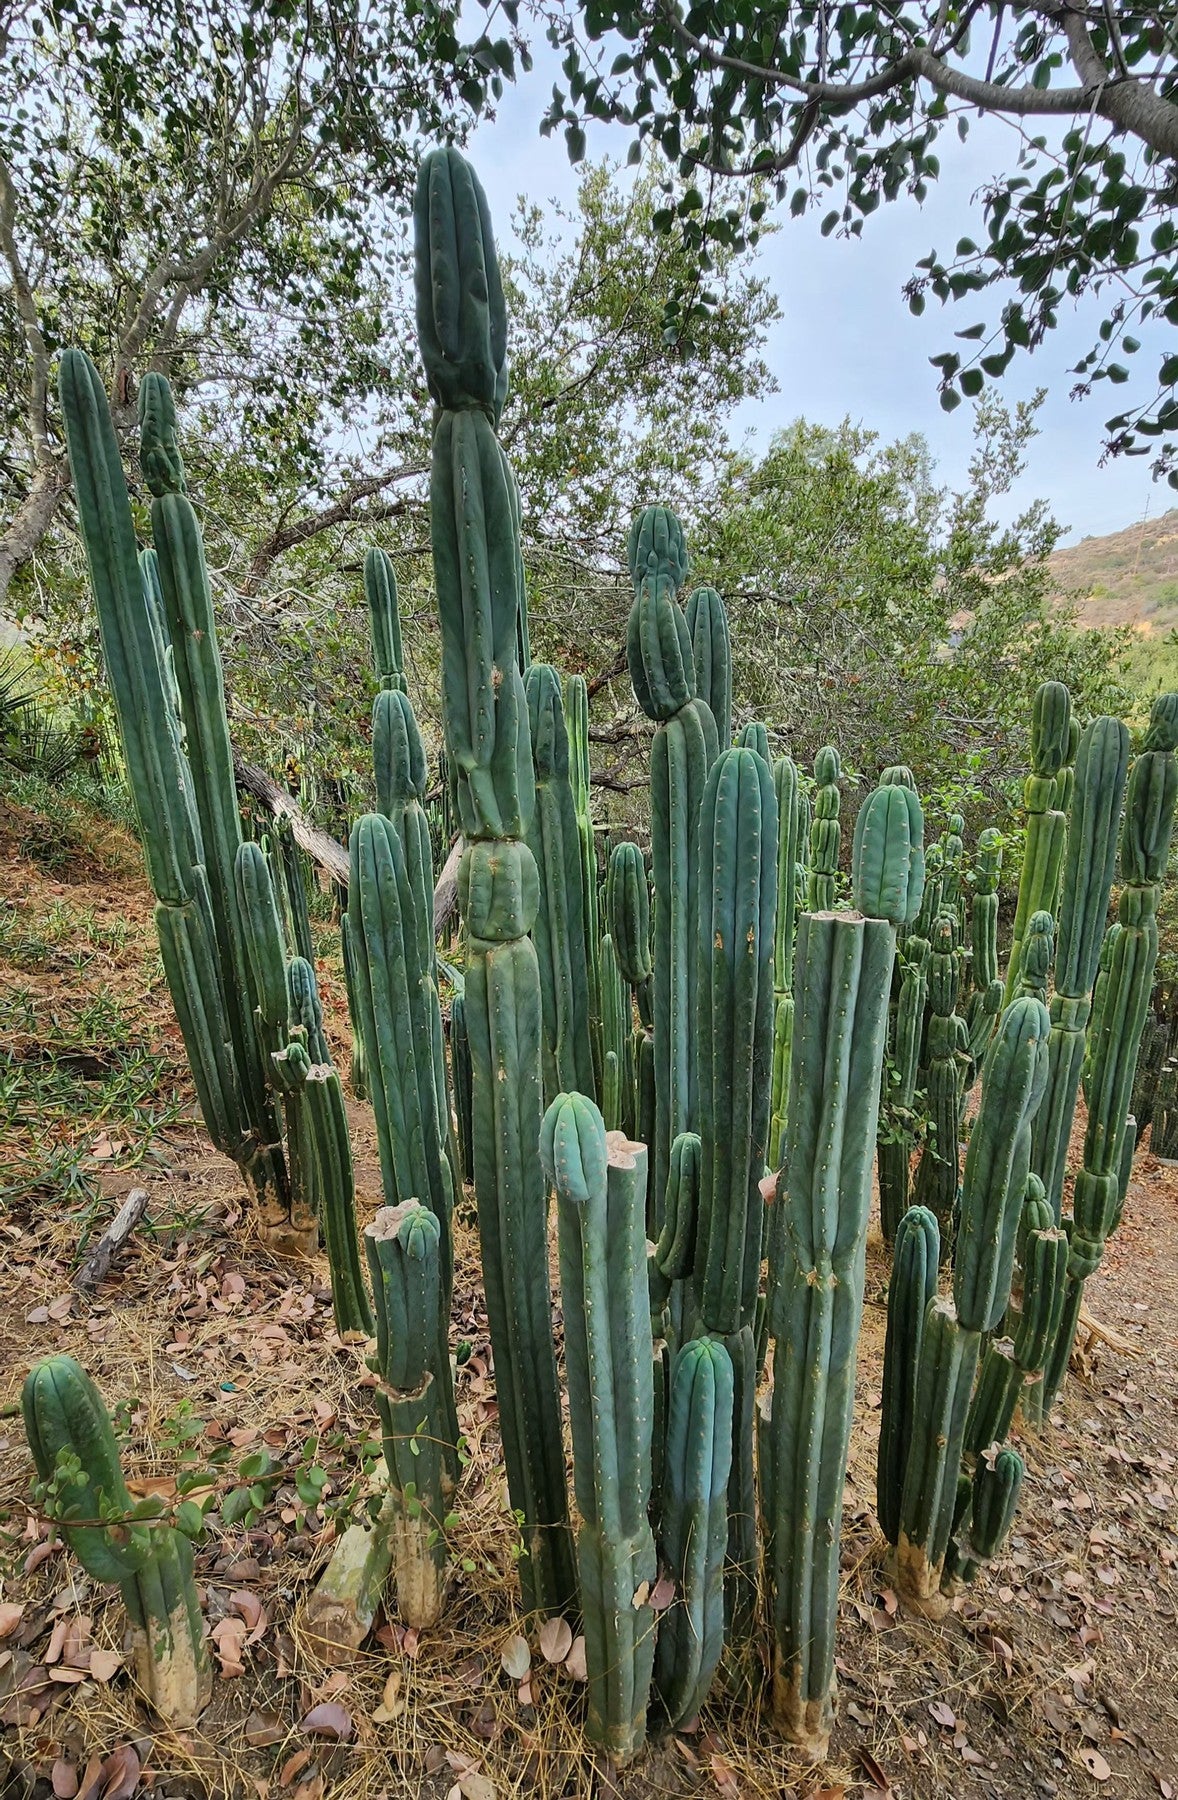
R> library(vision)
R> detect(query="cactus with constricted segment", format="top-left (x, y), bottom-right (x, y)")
top-left (542, 1095), bottom-right (655, 1764)
top-left (1030, 717), bottom-right (1131, 1221)
top-left (685, 585), bottom-right (732, 748)
top-left (414, 148), bottom-right (574, 1617)
top-left (768, 754), bottom-right (802, 1169)
top-left (1035, 695), bottom-right (1178, 1418)
top-left (626, 507), bottom-right (719, 1242)
top-left (365, 1203), bottom-right (459, 1627)
top-left (654, 1334), bottom-right (733, 1728)
top-left (1003, 680), bottom-right (1072, 1002)
top-left (806, 744), bottom-right (841, 910)
top-left (23, 1356), bottom-right (211, 1726)
top-left (525, 664), bottom-right (596, 1103)
top-left (761, 772), bottom-right (923, 1759)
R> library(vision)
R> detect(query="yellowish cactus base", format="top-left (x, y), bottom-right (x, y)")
top-left (771, 1656), bottom-right (833, 1763)
top-left (893, 1534), bottom-right (950, 1621)
top-left (131, 1603), bottom-right (212, 1730)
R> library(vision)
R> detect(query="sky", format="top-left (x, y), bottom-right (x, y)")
top-left (468, 52), bottom-right (1173, 548)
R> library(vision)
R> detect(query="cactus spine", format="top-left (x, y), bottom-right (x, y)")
top-left (762, 776), bottom-right (922, 1758)
top-left (414, 147), bottom-right (574, 1617)
top-left (1003, 680), bottom-right (1072, 1002)
top-left (542, 1096), bottom-right (655, 1764)
top-left (23, 1356), bottom-right (211, 1727)
top-left (768, 754), bottom-right (802, 1169)
top-left (365, 1203), bottom-right (459, 1627)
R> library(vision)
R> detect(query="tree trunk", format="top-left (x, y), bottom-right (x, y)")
top-left (0, 460), bottom-right (68, 603)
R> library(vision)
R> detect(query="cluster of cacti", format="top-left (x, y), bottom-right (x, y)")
top-left (60, 355), bottom-right (307, 1248)
top-left (23, 1357), bottom-right (211, 1727)
top-left (43, 144), bottom-right (1178, 1774)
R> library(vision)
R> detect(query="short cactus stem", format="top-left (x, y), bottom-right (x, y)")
top-left (685, 585), bottom-right (732, 748)
top-left (893, 1297), bottom-right (980, 1617)
top-left (365, 1204), bottom-right (458, 1628)
top-left (23, 1356), bottom-right (211, 1727)
top-left (877, 1205), bottom-right (940, 1547)
top-left (806, 745), bottom-right (841, 910)
top-left (1003, 680), bottom-right (1072, 1003)
top-left (600, 932), bottom-right (633, 1132)
top-left (963, 827), bottom-right (1004, 1072)
top-left (414, 147), bottom-right (574, 1618)
top-left (944, 1447), bottom-right (1025, 1593)
top-left (449, 986), bottom-right (475, 1184)
top-left (653, 1334), bottom-right (734, 1729)
top-left (941, 812), bottom-right (965, 927)
top-left (365, 546), bottom-right (407, 694)
top-left (543, 1097), bottom-right (655, 1764)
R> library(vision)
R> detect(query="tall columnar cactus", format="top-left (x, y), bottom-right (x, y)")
top-left (685, 585), bottom-right (732, 748)
top-left (414, 148), bottom-right (574, 1617)
top-left (600, 929), bottom-right (633, 1132)
top-left (964, 827), bottom-right (1004, 1069)
top-left (941, 811), bottom-right (965, 926)
top-left (23, 1357), bottom-right (211, 1727)
top-left (876, 1206), bottom-right (940, 1546)
top-left (1030, 717), bottom-right (1131, 1221)
top-left (373, 690), bottom-right (436, 966)
top-left (768, 754), bottom-right (802, 1169)
top-left (626, 506), bottom-right (718, 1227)
top-left (59, 352), bottom-right (302, 1244)
top-left (877, 932), bottom-right (930, 1242)
top-left (365, 1203), bottom-right (459, 1627)
top-left (542, 1096), bottom-right (655, 1764)
top-left (694, 742), bottom-right (777, 1638)
top-left (564, 672), bottom-right (602, 1072)
top-left (525, 664), bottom-right (596, 1103)
top-left (606, 839), bottom-right (655, 1213)
top-left (806, 744), bottom-right (841, 910)
top-left (762, 776), bottom-right (923, 1759)
top-left (964, 1201), bottom-right (1068, 1452)
top-left (1037, 695), bottom-right (1178, 1414)
top-left (1003, 680), bottom-right (1072, 1002)
top-left (365, 546), bottom-right (407, 694)
top-left (654, 1334), bottom-right (734, 1728)
top-left (913, 914), bottom-right (969, 1236)
top-left (891, 995), bottom-right (1050, 1613)
top-left (915, 841), bottom-right (944, 939)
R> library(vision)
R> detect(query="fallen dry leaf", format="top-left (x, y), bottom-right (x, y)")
top-left (278, 1748), bottom-right (313, 1787)
top-left (928, 1699), bottom-right (956, 1730)
top-left (302, 1701), bottom-right (353, 1740)
top-left (538, 1617), bottom-right (573, 1664)
top-left (89, 1650), bottom-right (122, 1683)
top-left (650, 1575), bottom-right (675, 1611)
top-left (97, 1744), bottom-right (141, 1800)
top-left (0, 1603), bottom-right (25, 1639)
top-left (565, 1635), bottom-right (587, 1682)
top-left (244, 1709), bottom-right (285, 1749)
top-left (500, 1633), bottom-right (530, 1680)
top-left (1080, 1748), bottom-right (1112, 1781)
top-left (51, 1761), bottom-right (78, 1799)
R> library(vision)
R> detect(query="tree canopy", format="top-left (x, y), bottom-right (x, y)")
top-left (541, 2), bottom-right (1178, 477)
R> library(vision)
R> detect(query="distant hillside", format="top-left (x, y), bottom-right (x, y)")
top-left (1050, 507), bottom-right (1178, 636)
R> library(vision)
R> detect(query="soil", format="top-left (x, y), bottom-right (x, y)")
top-left (2, 800), bottom-right (1177, 1800)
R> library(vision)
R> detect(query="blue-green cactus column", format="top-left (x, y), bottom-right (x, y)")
top-left (626, 507), bottom-right (719, 1230)
top-left (913, 915), bottom-right (969, 1239)
top-left (1037, 695), bottom-right (1178, 1415)
top-left (563, 672), bottom-right (603, 1080)
top-left (542, 1096), bottom-right (655, 1764)
top-left (685, 585), bottom-right (732, 749)
top-left (963, 827), bottom-right (1005, 1071)
top-left (1003, 681), bottom-right (1072, 1002)
top-left (806, 746), bottom-right (841, 910)
top-left (768, 754), bottom-right (802, 1170)
top-left (414, 147), bottom-right (574, 1619)
top-left (762, 778), bottom-right (923, 1759)
top-left (365, 546), bottom-right (408, 695)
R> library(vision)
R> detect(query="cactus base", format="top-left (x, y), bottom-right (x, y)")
top-left (892, 1536), bottom-right (951, 1620)
top-left (770, 1666), bottom-right (833, 1764)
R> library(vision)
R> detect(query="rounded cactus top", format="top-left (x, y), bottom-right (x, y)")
top-left (947, 812), bottom-right (965, 837)
top-left (814, 744), bottom-right (840, 787)
top-left (1144, 691), bottom-right (1178, 753)
top-left (287, 956), bottom-right (324, 1037)
top-left (1020, 908), bottom-right (1055, 992)
top-left (1120, 730), bottom-right (1178, 887)
top-left (414, 147), bottom-right (508, 423)
top-left (880, 764), bottom-right (916, 790)
top-left (852, 780), bottom-right (925, 926)
top-left (525, 663), bottom-right (571, 784)
top-left (737, 719), bottom-right (770, 760)
top-left (370, 1198), bottom-right (441, 1261)
top-left (365, 546), bottom-right (405, 691)
top-left (606, 840), bottom-right (652, 985)
top-left (374, 688), bottom-right (428, 812)
top-left (138, 373), bottom-right (186, 498)
top-left (626, 508), bottom-right (695, 719)
top-left (1030, 680), bottom-right (1072, 778)
top-left (540, 1091), bottom-right (608, 1206)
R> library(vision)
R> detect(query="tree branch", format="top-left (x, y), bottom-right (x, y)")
top-left (240, 465), bottom-right (427, 594)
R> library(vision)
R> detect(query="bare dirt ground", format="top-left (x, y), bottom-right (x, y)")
top-left (2, 789), bottom-right (1176, 1800)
